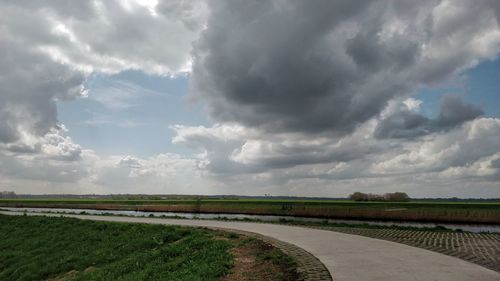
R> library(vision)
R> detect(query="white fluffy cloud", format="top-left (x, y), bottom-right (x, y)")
top-left (372, 118), bottom-right (500, 176)
top-left (86, 153), bottom-right (209, 194)
top-left (170, 114), bottom-right (500, 197)
top-left (1, 0), bottom-right (206, 75)
top-left (0, 151), bottom-right (212, 195)
top-left (0, 0), bottom-right (206, 149)
top-left (0, 0), bottom-right (207, 193)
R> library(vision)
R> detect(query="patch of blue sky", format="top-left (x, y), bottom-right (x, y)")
top-left (58, 70), bottom-right (210, 157)
top-left (415, 57), bottom-right (500, 118)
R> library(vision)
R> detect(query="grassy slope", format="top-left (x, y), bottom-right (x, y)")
top-left (0, 214), bottom-right (232, 281)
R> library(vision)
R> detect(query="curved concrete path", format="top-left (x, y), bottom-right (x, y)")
top-left (2, 211), bottom-right (499, 281)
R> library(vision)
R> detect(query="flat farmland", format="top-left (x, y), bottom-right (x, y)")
top-left (1, 199), bottom-right (499, 223)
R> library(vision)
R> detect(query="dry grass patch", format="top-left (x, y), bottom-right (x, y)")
top-left (220, 233), bottom-right (301, 281)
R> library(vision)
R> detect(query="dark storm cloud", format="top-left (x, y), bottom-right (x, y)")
top-left (192, 0), bottom-right (385, 134)
top-left (375, 95), bottom-right (483, 139)
top-left (191, 0), bottom-right (499, 136)
top-left (436, 95), bottom-right (484, 127)
top-left (374, 110), bottom-right (430, 139)
top-left (491, 158), bottom-right (500, 169)
top-left (486, 0), bottom-right (500, 25)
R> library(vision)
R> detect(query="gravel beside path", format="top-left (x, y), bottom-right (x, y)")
top-left (317, 226), bottom-right (500, 273)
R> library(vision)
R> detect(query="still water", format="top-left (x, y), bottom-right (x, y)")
top-left (2, 207), bottom-right (499, 233)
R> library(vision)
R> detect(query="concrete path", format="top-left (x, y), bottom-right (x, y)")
top-left (2, 211), bottom-right (499, 281)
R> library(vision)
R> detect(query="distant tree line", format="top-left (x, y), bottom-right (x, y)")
top-left (349, 192), bottom-right (410, 202)
top-left (0, 191), bottom-right (16, 198)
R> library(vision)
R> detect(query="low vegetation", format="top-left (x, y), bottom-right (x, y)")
top-left (0, 214), bottom-right (298, 281)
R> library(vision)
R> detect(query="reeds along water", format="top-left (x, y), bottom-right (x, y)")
top-left (3, 201), bottom-right (499, 224)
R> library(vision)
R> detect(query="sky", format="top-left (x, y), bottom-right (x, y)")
top-left (1, 0), bottom-right (500, 198)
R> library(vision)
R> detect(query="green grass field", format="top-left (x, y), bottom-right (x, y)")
top-left (0, 214), bottom-right (299, 281)
top-left (1, 198), bottom-right (499, 223)
top-left (0, 214), bottom-right (234, 281)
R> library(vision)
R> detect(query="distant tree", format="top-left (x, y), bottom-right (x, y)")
top-left (385, 192), bottom-right (410, 202)
top-left (368, 194), bottom-right (385, 201)
top-left (349, 191), bottom-right (410, 202)
top-left (349, 192), bottom-right (368, 201)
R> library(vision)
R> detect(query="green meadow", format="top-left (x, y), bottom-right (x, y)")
top-left (1, 199), bottom-right (499, 223)
top-left (0, 214), bottom-right (233, 281)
